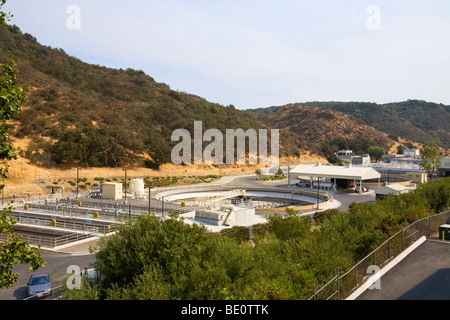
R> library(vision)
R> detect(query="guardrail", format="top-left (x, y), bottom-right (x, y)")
top-left (0, 231), bottom-right (97, 249)
top-left (309, 210), bottom-right (450, 300)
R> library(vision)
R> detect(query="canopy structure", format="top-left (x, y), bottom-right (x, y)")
top-left (291, 163), bottom-right (381, 192)
top-left (291, 163), bottom-right (381, 180)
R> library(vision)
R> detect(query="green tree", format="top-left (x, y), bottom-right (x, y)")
top-left (0, 1), bottom-right (46, 289)
top-left (0, 208), bottom-right (46, 288)
top-left (420, 141), bottom-right (441, 180)
top-left (367, 146), bottom-right (387, 161)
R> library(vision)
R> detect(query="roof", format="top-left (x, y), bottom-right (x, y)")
top-left (440, 157), bottom-right (450, 169)
top-left (373, 183), bottom-right (416, 195)
top-left (291, 163), bottom-right (381, 180)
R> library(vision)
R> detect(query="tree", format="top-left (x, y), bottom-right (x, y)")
top-left (0, 0), bottom-right (46, 289)
top-left (367, 146), bottom-right (386, 162)
top-left (420, 141), bottom-right (441, 180)
top-left (275, 167), bottom-right (284, 176)
top-left (0, 207), bottom-right (46, 288)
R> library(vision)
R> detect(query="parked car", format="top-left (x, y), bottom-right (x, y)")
top-left (355, 186), bottom-right (368, 193)
top-left (27, 273), bottom-right (52, 298)
top-left (295, 181), bottom-right (311, 188)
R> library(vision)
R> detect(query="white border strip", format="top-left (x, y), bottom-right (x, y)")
top-left (346, 235), bottom-right (427, 300)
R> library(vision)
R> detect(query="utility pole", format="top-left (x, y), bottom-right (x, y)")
top-left (148, 186), bottom-right (153, 214)
top-left (162, 196), bottom-right (165, 218)
top-left (287, 165), bottom-right (291, 186)
top-left (123, 169), bottom-right (127, 203)
top-left (76, 168), bottom-right (79, 198)
top-left (316, 177), bottom-right (321, 210)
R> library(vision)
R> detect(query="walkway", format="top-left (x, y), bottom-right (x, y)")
top-left (358, 239), bottom-right (450, 300)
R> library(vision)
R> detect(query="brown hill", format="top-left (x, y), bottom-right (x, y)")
top-left (248, 104), bottom-right (395, 154)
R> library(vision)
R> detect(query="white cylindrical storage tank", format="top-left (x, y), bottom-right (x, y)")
top-left (129, 178), bottom-right (145, 196)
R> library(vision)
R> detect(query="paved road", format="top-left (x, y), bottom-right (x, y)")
top-left (0, 250), bottom-right (96, 300)
top-left (358, 239), bottom-right (450, 300)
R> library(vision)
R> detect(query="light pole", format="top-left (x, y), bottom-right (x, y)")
top-left (148, 185), bottom-right (154, 214)
top-left (123, 169), bottom-right (127, 203)
top-left (76, 168), bottom-right (79, 198)
top-left (316, 177), bottom-right (321, 210)
top-left (287, 165), bottom-right (292, 187)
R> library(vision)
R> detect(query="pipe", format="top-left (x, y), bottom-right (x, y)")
top-left (221, 204), bottom-right (237, 226)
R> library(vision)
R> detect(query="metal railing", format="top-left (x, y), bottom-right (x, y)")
top-left (309, 210), bottom-right (450, 300)
top-left (0, 231), bottom-right (96, 249)
top-left (9, 212), bottom-right (116, 235)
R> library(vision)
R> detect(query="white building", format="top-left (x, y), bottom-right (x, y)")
top-left (373, 183), bottom-right (416, 200)
top-left (291, 163), bottom-right (381, 192)
top-left (336, 150), bottom-right (371, 166)
top-left (404, 149), bottom-right (420, 158)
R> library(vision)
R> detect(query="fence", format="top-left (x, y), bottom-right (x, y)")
top-left (0, 232), bottom-right (96, 249)
top-left (309, 210), bottom-right (450, 300)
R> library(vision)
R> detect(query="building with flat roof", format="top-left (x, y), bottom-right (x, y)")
top-left (336, 150), bottom-right (371, 166)
top-left (373, 183), bottom-right (416, 201)
top-left (291, 163), bottom-right (381, 192)
top-left (438, 157), bottom-right (450, 178)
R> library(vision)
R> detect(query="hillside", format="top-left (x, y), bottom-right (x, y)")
top-left (247, 104), bottom-right (395, 155)
top-left (0, 24), bottom-right (308, 169)
top-left (1, 24), bottom-right (446, 177)
top-left (300, 101), bottom-right (450, 149)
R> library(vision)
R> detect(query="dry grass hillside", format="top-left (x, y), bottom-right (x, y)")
top-left (269, 104), bottom-right (392, 145)
top-left (249, 104), bottom-right (395, 154)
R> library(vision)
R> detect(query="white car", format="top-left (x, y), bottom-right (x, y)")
top-left (355, 186), bottom-right (368, 193)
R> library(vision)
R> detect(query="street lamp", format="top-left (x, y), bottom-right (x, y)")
top-left (148, 185), bottom-right (154, 214)
top-left (316, 177), bottom-right (321, 210)
top-left (123, 169), bottom-right (127, 203)
top-left (76, 168), bottom-right (80, 198)
top-left (287, 165), bottom-right (291, 187)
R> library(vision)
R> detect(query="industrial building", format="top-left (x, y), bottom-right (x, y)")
top-left (336, 150), bottom-right (371, 166)
top-left (373, 183), bottom-right (416, 201)
top-left (438, 157), bottom-right (450, 178)
top-left (291, 163), bottom-right (381, 192)
top-left (382, 149), bottom-right (421, 165)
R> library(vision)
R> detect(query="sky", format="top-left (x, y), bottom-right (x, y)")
top-left (4, 0), bottom-right (450, 109)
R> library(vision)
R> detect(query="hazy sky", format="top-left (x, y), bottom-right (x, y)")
top-left (4, 0), bottom-right (450, 109)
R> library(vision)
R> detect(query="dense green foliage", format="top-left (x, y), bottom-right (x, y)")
top-left (65, 178), bottom-right (450, 300)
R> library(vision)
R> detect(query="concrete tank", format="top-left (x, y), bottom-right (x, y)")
top-left (129, 178), bottom-right (145, 196)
